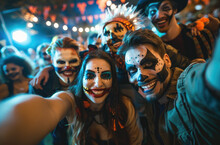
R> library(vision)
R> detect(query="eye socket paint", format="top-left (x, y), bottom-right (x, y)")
top-left (100, 71), bottom-right (112, 80)
top-left (84, 70), bottom-right (96, 80)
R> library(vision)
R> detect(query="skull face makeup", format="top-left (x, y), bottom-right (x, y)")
top-left (52, 48), bottom-right (81, 84)
top-left (3, 63), bottom-right (24, 81)
top-left (125, 44), bottom-right (170, 101)
top-left (146, 1), bottom-right (176, 33)
top-left (103, 22), bottom-right (128, 53)
top-left (83, 58), bottom-right (112, 104)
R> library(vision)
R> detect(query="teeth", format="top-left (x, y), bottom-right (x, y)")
top-left (141, 81), bottom-right (156, 91)
top-left (92, 90), bottom-right (104, 95)
top-left (64, 71), bottom-right (73, 75)
top-left (158, 20), bottom-right (166, 24)
top-left (113, 42), bottom-right (122, 47)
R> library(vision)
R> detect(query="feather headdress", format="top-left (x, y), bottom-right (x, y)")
top-left (98, 3), bottom-right (149, 39)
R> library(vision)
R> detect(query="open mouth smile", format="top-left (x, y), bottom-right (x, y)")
top-left (85, 88), bottom-right (111, 98)
top-left (138, 79), bottom-right (157, 93)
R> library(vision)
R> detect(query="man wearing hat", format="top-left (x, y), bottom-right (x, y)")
top-left (137, 0), bottom-right (219, 60)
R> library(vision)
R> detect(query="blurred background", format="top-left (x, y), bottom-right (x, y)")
top-left (0, 0), bottom-right (219, 54)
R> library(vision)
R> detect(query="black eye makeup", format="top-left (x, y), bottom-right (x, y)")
top-left (69, 59), bottom-right (78, 64)
top-left (140, 50), bottom-right (158, 70)
top-left (104, 29), bottom-right (110, 36)
top-left (56, 60), bottom-right (65, 64)
top-left (101, 71), bottom-right (112, 80)
top-left (84, 70), bottom-right (96, 80)
top-left (126, 64), bottom-right (137, 77)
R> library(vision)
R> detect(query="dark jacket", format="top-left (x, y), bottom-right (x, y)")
top-left (165, 24), bottom-right (215, 60)
top-left (138, 62), bottom-right (220, 145)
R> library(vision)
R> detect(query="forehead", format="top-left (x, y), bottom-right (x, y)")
top-left (148, 0), bottom-right (171, 8)
top-left (85, 59), bottom-right (111, 71)
top-left (3, 63), bottom-right (20, 69)
top-left (104, 22), bottom-right (127, 31)
top-left (125, 44), bottom-right (158, 64)
top-left (54, 48), bottom-right (78, 57)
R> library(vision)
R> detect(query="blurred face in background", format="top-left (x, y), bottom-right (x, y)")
top-left (103, 22), bottom-right (128, 53)
top-left (83, 58), bottom-right (112, 104)
top-left (40, 47), bottom-right (52, 66)
top-left (52, 48), bottom-right (81, 84)
top-left (3, 63), bottom-right (24, 81)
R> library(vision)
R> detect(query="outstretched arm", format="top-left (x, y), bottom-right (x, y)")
top-left (0, 91), bottom-right (74, 145)
top-left (206, 35), bottom-right (220, 92)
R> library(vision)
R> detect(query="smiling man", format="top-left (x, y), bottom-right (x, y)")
top-left (137, 0), bottom-right (218, 60)
top-left (29, 37), bottom-right (81, 145)
top-left (118, 29), bottom-right (220, 144)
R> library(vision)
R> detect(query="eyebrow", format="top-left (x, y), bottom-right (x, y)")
top-left (85, 70), bottom-right (95, 73)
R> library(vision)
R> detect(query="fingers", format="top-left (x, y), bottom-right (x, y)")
top-left (191, 27), bottom-right (201, 37)
top-left (43, 74), bottom-right (49, 86)
top-left (35, 78), bottom-right (43, 90)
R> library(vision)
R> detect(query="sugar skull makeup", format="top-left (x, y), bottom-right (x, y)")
top-left (103, 22), bottom-right (128, 53)
top-left (52, 48), bottom-right (80, 84)
top-left (3, 63), bottom-right (23, 81)
top-left (125, 44), bottom-right (169, 101)
top-left (145, 1), bottom-right (175, 33)
top-left (83, 58), bottom-right (112, 104)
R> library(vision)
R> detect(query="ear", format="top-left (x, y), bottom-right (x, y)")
top-left (163, 53), bottom-right (171, 68)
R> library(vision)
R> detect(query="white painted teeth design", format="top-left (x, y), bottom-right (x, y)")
top-left (92, 90), bottom-right (104, 95)
top-left (141, 81), bottom-right (156, 91)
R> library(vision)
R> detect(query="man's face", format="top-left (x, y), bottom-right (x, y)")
top-left (83, 58), bottom-right (112, 104)
top-left (103, 22), bottom-right (127, 53)
top-left (52, 48), bottom-right (81, 84)
top-left (3, 63), bottom-right (23, 81)
top-left (40, 47), bottom-right (51, 65)
top-left (125, 44), bottom-right (170, 101)
top-left (145, 1), bottom-right (176, 33)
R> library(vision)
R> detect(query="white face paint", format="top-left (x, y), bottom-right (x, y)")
top-left (125, 44), bottom-right (169, 101)
top-left (3, 63), bottom-right (24, 81)
top-left (146, 1), bottom-right (176, 33)
top-left (103, 22), bottom-right (127, 52)
top-left (52, 48), bottom-right (81, 84)
top-left (83, 58), bottom-right (112, 104)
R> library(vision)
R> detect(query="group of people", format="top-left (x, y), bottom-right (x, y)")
top-left (0, 0), bottom-right (220, 145)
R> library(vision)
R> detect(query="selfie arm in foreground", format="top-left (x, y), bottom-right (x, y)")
top-left (0, 91), bottom-right (74, 145)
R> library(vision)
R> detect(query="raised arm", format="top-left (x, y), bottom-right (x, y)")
top-left (206, 35), bottom-right (220, 92)
top-left (29, 65), bottom-right (53, 90)
top-left (0, 91), bottom-right (74, 145)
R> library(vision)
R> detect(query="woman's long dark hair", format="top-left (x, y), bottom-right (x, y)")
top-left (0, 55), bottom-right (33, 83)
top-left (69, 49), bottom-right (129, 145)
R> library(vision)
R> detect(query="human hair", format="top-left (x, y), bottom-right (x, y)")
top-left (46, 37), bottom-right (79, 57)
top-left (118, 28), bottom-right (166, 58)
top-left (69, 49), bottom-right (130, 145)
top-left (0, 55), bottom-right (33, 83)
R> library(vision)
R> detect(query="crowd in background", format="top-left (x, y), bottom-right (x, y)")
top-left (0, 0), bottom-right (220, 145)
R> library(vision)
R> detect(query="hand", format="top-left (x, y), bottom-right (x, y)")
top-left (29, 66), bottom-right (52, 90)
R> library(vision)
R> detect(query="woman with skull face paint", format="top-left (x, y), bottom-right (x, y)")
top-left (0, 55), bottom-right (33, 100)
top-left (0, 50), bottom-right (143, 145)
